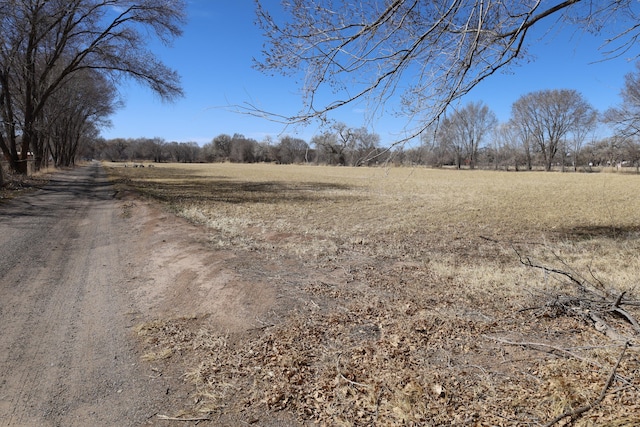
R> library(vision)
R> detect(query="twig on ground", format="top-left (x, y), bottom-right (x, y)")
top-left (587, 263), bottom-right (609, 295)
top-left (610, 307), bottom-right (640, 334)
top-left (246, 324), bottom-right (275, 332)
top-left (607, 291), bottom-right (640, 333)
top-left (157, 414), bottom-right (212, 421)
top-left (612, 291), bottom-right (626, 308)
top-left (513, 246), bottom-right (590, 294)
top-left (482, 335), bottom-right (603, 368)
top-left (577, 309), bottom-right (630, 342)
top-left (543, 341), bottom-right (629, 427)
top-left (336, 353), bottom-right (371, 388)
top-left (482, 334), bottom-right (634, 388)
top-left (550, 249), bottom-right (615, 300)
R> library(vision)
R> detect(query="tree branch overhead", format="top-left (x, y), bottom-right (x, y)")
top-left (254, 0), bottom-right (640, 138)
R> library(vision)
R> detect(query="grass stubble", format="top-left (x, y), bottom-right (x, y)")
top-left (106, 162), bottom-right (640, 426)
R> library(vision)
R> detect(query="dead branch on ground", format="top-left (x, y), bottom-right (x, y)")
top-left (511, 244), bottom-right (640, 344)
top-left (543, 341), bottom-right (629, 427)
top-left (482, 335), bottom-right (635, 388)
top-left (482, 335), bottom-right (605, 368)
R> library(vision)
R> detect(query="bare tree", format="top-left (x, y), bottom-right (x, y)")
top-left (506, 118), bottom-right (534, 171)
top-left (229, 134), bottom-right (257, 163)
top-left (0, 0), bottom-right (186, 174)
top-left (45, 70), bottom-right (118, 167)
top-left (510, 89), bottom-right (596, 171)
top-left (418, 122), bottom-right (450, 167)
top-left (102, 138), bottom-right (130, 162)
top-left (253, 1), bottom-right (638, 139)
top-left (201, 141), bottom-right (217, 163)
top-left (211, 134), bottom-right (233, 161)
top-left (349, 127), bottom-right (382, 166)
top-left (312, 123), bottom-right (351, 165)
top-left (311, 132), bottom-right (340, 165)
top-left (172, 141), bottom-right (202, 163)
top-left (253, 138), bottom-right (276, 163)
top-left (334, 123), bottom-right (357, 166)
top-left (437, 116), bottom-right (464, 169)
top-left (493, 122), bottom-right (522, 171)
top-left (569, 112), bottom-right (598, 171)
top-left (445, 101), bottom-right (497, 169)
top-left (605, 61), bottom-right (640, 138)
top-left (622, 138), bottom-right (640, 171)
top-left (146, 138), bottom-right (168, 163)
top-left (604, 60), bottom-right (640, 170)
top-left (310, 122), bottom-right (381, 166)
top-left (276, 136), bottom-right (309, 164)
top-left (587, 136), bottom-right (625, 168)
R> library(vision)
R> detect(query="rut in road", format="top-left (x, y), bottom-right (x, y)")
top-left (0, 164), bottom-right (185, 426)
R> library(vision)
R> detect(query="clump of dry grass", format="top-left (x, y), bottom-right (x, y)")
top-left (0, 166), bottom-right (49, 201)
top-left (106, 162), bottom-right (640, 425)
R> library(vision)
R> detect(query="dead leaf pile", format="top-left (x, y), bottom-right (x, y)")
top-left (139, 262), bottom-right (640, 425)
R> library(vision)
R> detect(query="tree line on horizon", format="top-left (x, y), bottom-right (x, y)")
top-left (91, 85), bottom-right (640, 172)
top-left (91, 123), bottom-right (639, 173)
top-left (5, 80), bottom-right (640, 174)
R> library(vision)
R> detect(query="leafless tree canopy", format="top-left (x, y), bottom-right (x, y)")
top-left (254, 0), bottom-right (640, 137)
top-left (605, 62), bottom-right (640, 137)
top-left (510, 89), bottom-right (597, 171)
top-left (437, 101), bottom-right (497, 169)
top-left (0, 0), bottom-right (186, 175)
top-left (311, 122), bottom-right (382, 166)
top-left (44, 70), bottom-right (119, 168)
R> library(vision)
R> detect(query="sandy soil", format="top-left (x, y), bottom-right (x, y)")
top-left (0, 163), bottom-right (267, 426)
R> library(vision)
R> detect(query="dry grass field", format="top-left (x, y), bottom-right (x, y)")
top-left (106, 162), bottom-right (640, 426)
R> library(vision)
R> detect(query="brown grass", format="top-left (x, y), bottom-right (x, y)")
top-left (0, 166), bottom-right (50, 201)
top-left (106, 162), bottom-right (640, 426)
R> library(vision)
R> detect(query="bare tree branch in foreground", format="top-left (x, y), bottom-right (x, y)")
top-left (252, 1), bottom-right (640, 141)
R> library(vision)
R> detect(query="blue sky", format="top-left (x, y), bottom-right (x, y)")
top-left (101, 1), bottom-right (639, 146)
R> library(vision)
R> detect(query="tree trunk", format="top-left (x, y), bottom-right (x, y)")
top-left (18, 120), bottom-right (35, 175)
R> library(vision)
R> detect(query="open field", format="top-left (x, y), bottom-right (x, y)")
top-left (106, 162), bottom-right (640, 426)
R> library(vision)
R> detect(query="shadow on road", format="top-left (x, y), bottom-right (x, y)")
top-left (0, 162), bottom-right (115, 220)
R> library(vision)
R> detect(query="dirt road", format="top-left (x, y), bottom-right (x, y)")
top-left (0, 163), bottom-right (198, 426)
